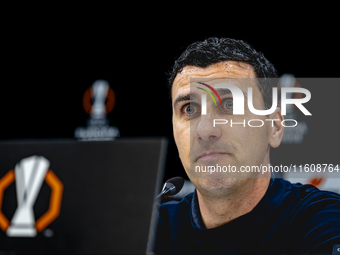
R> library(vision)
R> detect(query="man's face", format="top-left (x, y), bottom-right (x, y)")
top-left (172, 61), bottom-right (281, 198)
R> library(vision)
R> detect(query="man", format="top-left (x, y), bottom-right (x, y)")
top-left (153, 37), bottom-right (340, 254)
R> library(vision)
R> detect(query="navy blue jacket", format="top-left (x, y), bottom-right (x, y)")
top-left (154, 177), bottom-right (340, 254)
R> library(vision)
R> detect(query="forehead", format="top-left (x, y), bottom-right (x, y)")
top-left (172, 61), bottom-right (257, 102)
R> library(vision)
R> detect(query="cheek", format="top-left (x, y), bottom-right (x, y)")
top-left (243, 125), bottom-right (270, 164)
top-left (173, 118), bottom-right (191, 158)
top-left (224, 117), bottom-right (269, 161)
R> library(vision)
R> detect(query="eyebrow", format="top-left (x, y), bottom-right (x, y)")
top-left (216, 88), bottom-right (231, 96)
top-left (173, 93), bottom-right (200, 108)
top-left (216, 88), bottom-right (248, 98)
top-left (173, 88), bottom-right (248, 108)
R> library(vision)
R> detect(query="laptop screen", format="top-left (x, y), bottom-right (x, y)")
top-left (0, 138), bottom-right (167, 254)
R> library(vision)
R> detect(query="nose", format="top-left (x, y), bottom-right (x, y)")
top-left (195, 114), bottom-right (222, 142)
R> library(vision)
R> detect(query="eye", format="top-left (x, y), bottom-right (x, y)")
top-left (225, 100), bottom-right (233, 109)
top-left (217, 98), bottom-right (233, 114)
top-left (181, 103), bottom-right (200, 117)
top-left (183, 104), bottom-right (196, 115)
top-left (185, 105), bottom-right (195, 114)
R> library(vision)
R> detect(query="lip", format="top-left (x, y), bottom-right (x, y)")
top-left (195, 152), bottom-right (228, 162)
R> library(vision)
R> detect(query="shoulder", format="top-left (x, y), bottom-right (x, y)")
top-left (283, 179), bottom-right (340, 208)
top-left (280, 179), bottom-right (340, 254)
top-left (279, 178), bottom-right (340, 224)
top-left (158, 192), bottom-right (194, 221)
top-left (153, 192), bottom-right (195, 254)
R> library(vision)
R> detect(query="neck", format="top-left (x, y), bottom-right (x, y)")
top-left (196, 174), bottom-right (271, 229)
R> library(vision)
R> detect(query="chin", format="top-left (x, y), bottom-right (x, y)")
top-left (194, 177), bottom-right (239, 198)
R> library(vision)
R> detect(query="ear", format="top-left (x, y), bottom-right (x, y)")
top-left (268, 108), bottom-right (284, 148)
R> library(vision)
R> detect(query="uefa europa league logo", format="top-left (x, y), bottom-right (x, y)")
top-left (0, 156), bottom-right (63, 237)
top-left (75, 79), bottom-right (119, 140)
top-left (82, 79), bottom-right (116, 121)
top-left (6, 156), bottom-right (50, 237)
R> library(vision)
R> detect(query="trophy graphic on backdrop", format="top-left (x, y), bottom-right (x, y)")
top-left (74, 80), bottom-right (120, 140)
top-left (90, 80), bottom-right (110, 120)
top-left (6, 156), bottom-right (49, 237)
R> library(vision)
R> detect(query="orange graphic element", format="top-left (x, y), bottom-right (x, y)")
top-left (36, 170), bottom-right (63, 232)
top-left (0, 169), bottom-right (63, 233)
top-left (0, 170), bottom-right (15, 231)
top-left (309, 177), bottom-right (325, 187)
top-left (83, 87), bottom-right (116, 115)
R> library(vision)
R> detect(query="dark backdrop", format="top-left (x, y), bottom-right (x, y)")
top-left (2, 15), bottom-right (339, 183)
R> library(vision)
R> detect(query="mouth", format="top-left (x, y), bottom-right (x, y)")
top-left (195, 152), bottom-right (229, 162)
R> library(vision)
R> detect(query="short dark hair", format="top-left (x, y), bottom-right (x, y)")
top-left (168, 37), bottom-right (278, 109)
